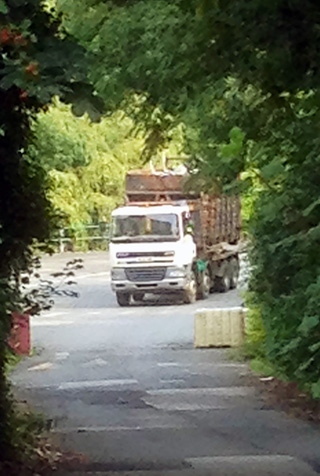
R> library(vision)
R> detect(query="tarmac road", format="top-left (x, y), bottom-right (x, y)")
top-left (11, 252), bottom-right (320, 476)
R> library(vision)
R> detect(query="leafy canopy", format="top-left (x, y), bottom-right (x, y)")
top-left (30, 100), bottom-right (144, 228)
top-left (56, 0), bottom-right (320, 396)
top-left (0, 0), bottom-right (103, 458)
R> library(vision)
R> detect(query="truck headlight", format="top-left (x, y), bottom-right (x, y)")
top-left (166, 267), bottom-right (186, 278)
top-left (111, 268), bottom-right (126, 281)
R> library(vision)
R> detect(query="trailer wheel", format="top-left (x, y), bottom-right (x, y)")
top-left (216, 272), bottom-right (231, 293)
top-left (230, 257), bottom-right (240, 289)
top-left (183, 272), bottom-right (197, 304)
top-left (116, 292), bottom-right (131, 307)
top-left (198, 270), bottom-right (211, 300)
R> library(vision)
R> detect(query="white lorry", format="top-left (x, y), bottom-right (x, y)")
top-left (110, 168), bottom-right (241, 306)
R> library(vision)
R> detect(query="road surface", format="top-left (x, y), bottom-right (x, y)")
top-left (11, 252), bottom-right (320, 475)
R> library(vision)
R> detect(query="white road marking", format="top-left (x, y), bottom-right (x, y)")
top-left (53, 422), bottom-right (195, 433)
top-left (187, 455), bottom-right (317, 475)
top-left (143, 386), bottom-right (256, 411)
top-left (58, 379), bottom-right (138, 391)
top-left (157, 362), bottom-right (184, 368)
top-left (32, 320), bottom-right (75, 327)
top-left (185, 362), bottom-right (249, 369)
top-left (147, 386), bottom-right (255, 397)
top-left (55, 352), bottom-right (70, 361)
top-left (37, 311), bottom-right (65, 318)
top-left (145, 402), bottom-right (229, 411)
top-left (28, 362), bottom-right (54, 372)
top-left (14, 383), bottom-right (60, 389)
top-left (82, 358), bottom-right (109, 367)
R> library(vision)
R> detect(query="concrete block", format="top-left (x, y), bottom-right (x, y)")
top-left (194, 307), bottom-right (245, 348)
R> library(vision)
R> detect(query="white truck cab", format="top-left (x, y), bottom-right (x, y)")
top-left (109, 166), bottom-right (241, 306)
top-left (110, 203), bottom-right (197, 306)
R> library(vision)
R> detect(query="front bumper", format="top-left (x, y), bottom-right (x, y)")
top-left (111, 277), bottom-right (188, 294)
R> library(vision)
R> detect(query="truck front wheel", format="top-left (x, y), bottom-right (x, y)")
top-left (198, 270), bottom-right (211, 300)
top-left (183, 272), bottom-right (197, 304)
top-left (133, 292), bottom-right (145, 302)
top-left (116, 292), bottom-right (131, 307)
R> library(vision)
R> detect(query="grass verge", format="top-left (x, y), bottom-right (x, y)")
top-left (228, 341), bottom-right (320, 423)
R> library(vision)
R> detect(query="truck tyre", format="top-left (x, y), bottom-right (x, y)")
top-left (230, 257), bottom-right (240, 289)
top-left (183, 271), bottom-right (197, 304)
top-left (216, 272), bottom-right (231, 293)
top-left (198, 270), bottom-right (211, 300)
top-left (116, 292), bottom-right (131, 307)
top-left (133, 292), bottom-right (145, 302)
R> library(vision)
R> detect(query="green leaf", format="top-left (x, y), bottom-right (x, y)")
top-left (311, 380), bottom-right (320, 400)
top-left (302, 198), bottom-right (320, 217)
top-left (307, 224), bottom-right (320, 241)
top-left (260, 159), bottom-right (285, 181)
top-left (0, 0), bottom-right (8, 14)
top-left (298, 356), bottom-right (315, 373)
top-left (229, 126), bottom-right (245, 144)
top-left (298, 315), bottom-right (319, 337)
top-left (309, 342), bottom-right (320, 353)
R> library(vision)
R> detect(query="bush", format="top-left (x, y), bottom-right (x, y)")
top-left (249, 147), bottom-right (320, 397)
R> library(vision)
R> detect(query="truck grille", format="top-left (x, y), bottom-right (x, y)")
top-left (125, 267), bottom-right (166, 282)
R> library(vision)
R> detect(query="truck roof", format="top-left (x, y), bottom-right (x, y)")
top-left (112, 203), bottom-right (189, 217)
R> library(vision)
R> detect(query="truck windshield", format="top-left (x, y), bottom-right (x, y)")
top-left (111, 214), bottom-right (180, 243)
